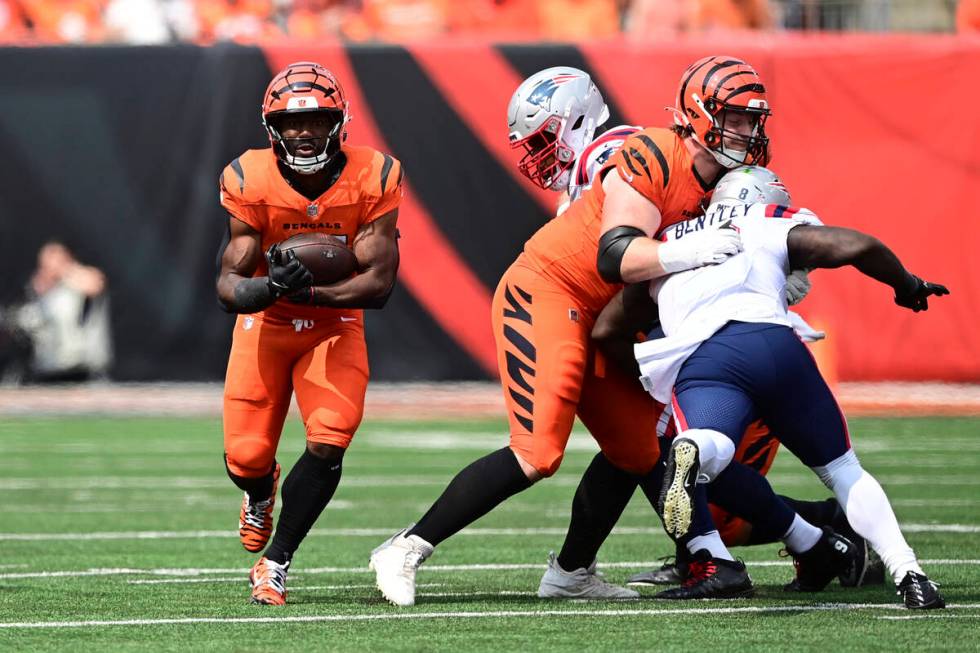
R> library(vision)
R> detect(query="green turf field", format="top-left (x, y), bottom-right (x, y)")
top-left (0, 415), bottom-right (977, 651)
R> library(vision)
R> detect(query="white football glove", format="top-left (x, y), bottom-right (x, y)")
top-left (787, 310), bottom-right (825, 343)
top-left (658, 226), bottom-right (743, 274)
top-left (785, 269), bottom-right (812, 306)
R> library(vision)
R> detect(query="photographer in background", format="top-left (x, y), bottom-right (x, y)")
top-left (3, 241), bottom-right (113, 383)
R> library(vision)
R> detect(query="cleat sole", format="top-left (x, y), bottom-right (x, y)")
top-left (660, 439), bottom-right (699, 539)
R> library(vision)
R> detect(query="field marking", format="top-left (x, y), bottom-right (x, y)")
top-left (294, 583), bottom-right (445, 592)
top-left (2, 523), bottom-right (976, 543)
top-left (5, 559), bottom-right (978, 581)
top-left (4, 471), bottom-right (980, 492)
top-left (878, 614), bottom-right (980, 621)
top-left (1, 603), bottom-right (978, 630)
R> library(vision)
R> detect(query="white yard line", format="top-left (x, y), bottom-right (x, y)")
top-left (1, 603), bottom-right (978, 630)
top-left (2, 523), bottom-right (976, 543)
top-left (877, 614), bottom-right (979, 621)
top-left (3, 475), bottom-right (979, 493)
top-left (4, 559), bottom-right (979, 581)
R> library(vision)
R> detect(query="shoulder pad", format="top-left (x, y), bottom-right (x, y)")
top-left (220, 149), bottom-right (272, 203)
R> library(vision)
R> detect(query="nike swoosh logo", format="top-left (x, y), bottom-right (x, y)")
top-left (340, 316), bottom-right (357, 322)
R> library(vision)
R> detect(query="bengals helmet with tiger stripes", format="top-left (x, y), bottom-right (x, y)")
top-left (673, 56), bottom-right (771, 169)
top-left (261, 61), bottom-right (350, 175)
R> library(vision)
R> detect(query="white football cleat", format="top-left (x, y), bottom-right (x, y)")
top-left (369, 527), bottom-right (434, 607)
top-left (538, 551), bottom-right (639, 599)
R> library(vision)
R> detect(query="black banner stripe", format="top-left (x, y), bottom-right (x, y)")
top-left (496, 45), bottom-right (629, 131)
top-left (365, 281), bottom-right (487, 381)
top-left (348, 45), bottom-right (546, 289)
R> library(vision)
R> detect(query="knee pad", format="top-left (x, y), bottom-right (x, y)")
top-left (225, 438), bottom-right (276, 478)
top-left (680, 428), bottom-right (735, 481)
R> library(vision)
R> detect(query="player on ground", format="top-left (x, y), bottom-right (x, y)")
top-left (216, 61), bottom-right (402, 605)
top-left (642, 166), bottom-right (947, 609)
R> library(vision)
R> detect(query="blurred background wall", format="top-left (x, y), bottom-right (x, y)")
top-left (0, 0), bottom-right (978, 383)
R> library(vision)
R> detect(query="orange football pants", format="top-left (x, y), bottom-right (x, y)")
top-left (223, 312), bottom-right (369, 478)
top-left (492, 260), bottom-right (662, 478)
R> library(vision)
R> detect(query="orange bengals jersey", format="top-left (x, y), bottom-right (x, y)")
top-left (219, 145), bottom-right (402, 321)
top-left (521, 127), bottom-right (713, 317)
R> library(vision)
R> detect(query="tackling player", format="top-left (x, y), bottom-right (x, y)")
top-left (216, 61), bottom-right (402, 605)
top-left (504, 67), bottom-right (868, 596)
top-left (642, 166), bottom-right (947, 609)
top-left (371, 56), bottom-right (846, 605)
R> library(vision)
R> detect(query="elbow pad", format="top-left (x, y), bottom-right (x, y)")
top-left (597, 226), bottom-right (646, 283)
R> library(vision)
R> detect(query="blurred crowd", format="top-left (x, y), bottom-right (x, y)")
top-left (0, 0), bottom-right (972, 47)
top-left (0, 0), bottom-right (882, 45)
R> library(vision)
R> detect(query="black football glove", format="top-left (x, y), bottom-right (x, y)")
top-left (285, 287), bottom-right (315, 304)
top-left (894, 273), bottom-right (949, 312)
top-left (266, 244), bottom-right (313, 298)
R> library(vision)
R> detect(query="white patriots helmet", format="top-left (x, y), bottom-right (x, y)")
top-left (507, 66), bottom-right (610, 191)
top-left (711, 166), bottom-right (792, 207)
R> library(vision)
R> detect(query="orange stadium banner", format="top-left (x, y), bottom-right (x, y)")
top-left (0, 36), bottom-right (977, 382)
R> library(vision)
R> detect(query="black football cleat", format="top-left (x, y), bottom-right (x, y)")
top-left (897, 571), bottom-right (946, 610)
top-left (655, 550), bottom-right (754, 599)
top-left (658, 437), bottom-right (700, 539)
top-left (627, 555), bottom-right (689, 587)
top-left (824, 498), bottom-right (885, 587)
top-left (784, 527), bottom-right (858, 592)
top-left (837, 535), bottom-right (887, 588)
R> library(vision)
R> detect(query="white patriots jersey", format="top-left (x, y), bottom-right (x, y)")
top-left (559, 125), bottom-right (641, 214)
top-left (635, 202), bottom-right (823, 402)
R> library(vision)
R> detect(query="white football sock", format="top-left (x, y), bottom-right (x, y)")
top-left (686, 530), bottom-right (735, 561)
top-left (678, 428), bottom-right (735, 481)
top-left (813, 449), bottom-right (923, 584)
top-left (782, 513), bottom-right (822, 553)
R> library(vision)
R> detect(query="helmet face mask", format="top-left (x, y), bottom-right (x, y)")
top-left (701, 104), bottom-right (770, 168)
top-left (262, 62), bottom-right (349, 175)
top-left (674, 56), bottom-right (772, 169)
top-left (512, 115), bottom-right (577, 190)
top-left (507, 66), bottom-right (609, 191)
top-left (265, 108), bottom-right (345, 174)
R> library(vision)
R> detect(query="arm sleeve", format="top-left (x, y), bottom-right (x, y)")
top-left (604, 131), bottom-right (670, 208)
top-left (364, 155), bottom-right (403, 225)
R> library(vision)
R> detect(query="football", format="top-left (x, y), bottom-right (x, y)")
top-left (278, 232), bottom-right (358, 285)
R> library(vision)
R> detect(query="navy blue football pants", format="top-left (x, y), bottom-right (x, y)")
top-left (673, 321), bottom-right (851, 468)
